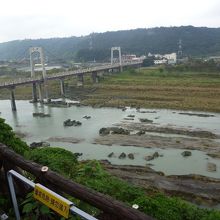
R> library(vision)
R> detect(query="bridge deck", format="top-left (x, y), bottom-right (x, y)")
top-left (0, 61), bottom-right (142, 89)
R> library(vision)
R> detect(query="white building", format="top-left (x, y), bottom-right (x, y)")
top-left (149, 52), bottom-right (177, 65)
top-left (154, 59), bottom-right (167, 65)
top-left (163, 53), bottom-right (177, 64)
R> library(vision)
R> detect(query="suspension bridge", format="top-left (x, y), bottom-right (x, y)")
top-left (0, 47), bottom-right (143, 110)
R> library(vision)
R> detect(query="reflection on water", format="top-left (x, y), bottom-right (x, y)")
top-left (0, 100), bottom-right (220, 179)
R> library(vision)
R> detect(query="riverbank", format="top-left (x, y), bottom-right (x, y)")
top-left (102, 161), bottom-right (220, 208)
top-left (74, 69), bottom-right (220, 113)
top-left (1, 68), bottom-right (220, 112)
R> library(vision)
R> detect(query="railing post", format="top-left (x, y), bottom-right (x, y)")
top-left (7, 172), bottom-right (21, 220)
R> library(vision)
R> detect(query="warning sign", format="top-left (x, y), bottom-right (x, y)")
top-left (34, 183), bottom-right (73, 218)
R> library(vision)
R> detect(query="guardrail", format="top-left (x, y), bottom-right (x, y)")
top-left (0, 144), bottom-right (153, 220)
top-left (7, 170), bottom-right (97, 220)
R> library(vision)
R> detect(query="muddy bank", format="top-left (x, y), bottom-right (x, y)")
top-left (94, 122), bottom-right (220, 158)
top-left (46, 137), bottom-right (84, 144)
top-left (94, 133), bottom-right (220, 157)
top-left (102, 161), bottom-right (220, 207)
top-left (118, 122), bottom-right (219, 139)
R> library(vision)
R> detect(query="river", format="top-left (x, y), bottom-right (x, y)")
top-left (0, 99), bottom-right (220, 179)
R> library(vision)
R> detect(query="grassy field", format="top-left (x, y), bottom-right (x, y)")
top-left (1, 68), bottom-right (220, 112)
top-left (81, 68), bottom-right (220, 112)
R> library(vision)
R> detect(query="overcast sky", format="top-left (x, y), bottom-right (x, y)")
top-left (0, 0), bottom-right (220, 43)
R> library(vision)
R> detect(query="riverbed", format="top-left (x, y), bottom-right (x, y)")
top-left (0, 99), bottom-right (220, 179)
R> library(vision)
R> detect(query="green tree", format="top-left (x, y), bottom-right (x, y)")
top-left (0, 117), bottom-right (29, 155)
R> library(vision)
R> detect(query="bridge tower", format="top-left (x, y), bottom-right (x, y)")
top-left (111, 47), bottom-right (122, 71)
top-left (29, 47), bottom-right (48, 102)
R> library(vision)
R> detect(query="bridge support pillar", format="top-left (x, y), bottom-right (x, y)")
top-left (92, 71), bottom-right (99, 83)
top-left (32, 82), bottom-right (38, 103)
top-left (43, 80), bottom-right (49, 101)
top-left (38, 83), bottom-right (43, 103)
top-left (77, 74), bottom-right (84, 86)
top-left (60, 78), bottom-right (65, 96)
top-left (10, 88), bottom-right (16, 111)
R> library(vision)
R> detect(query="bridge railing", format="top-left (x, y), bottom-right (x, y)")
top-left (0, 144), bottom-right (153, 220)
top-left (0, 61), bottom-right (143, 88)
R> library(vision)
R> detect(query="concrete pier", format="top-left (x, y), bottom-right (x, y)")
top-left (38, 83), bottom-right (43, 103)
top-left (77, 74), bottom-right (84, 86)
top-left (92, 72), bottom-right (99, 83)
top-left (43, 79), bottom-right (49, 101)
top-left (32, 82), bottom-right (38, 103)
top-left (10, 88), bottom-right (16, 111)
top-left (60, 78), bottom-right (65, 96)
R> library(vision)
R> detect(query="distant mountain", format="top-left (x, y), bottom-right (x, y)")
top-left (0, 26), bottom-right (220, 62)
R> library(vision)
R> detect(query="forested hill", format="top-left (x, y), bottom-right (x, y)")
top-left (0, 26), bottom-right (220, 62)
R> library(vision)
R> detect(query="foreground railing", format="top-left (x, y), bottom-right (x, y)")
top-left (0, 144), bottom-right (153, 220)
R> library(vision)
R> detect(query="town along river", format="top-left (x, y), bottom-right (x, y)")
top-left (0, 99), bottom-right (220, 179)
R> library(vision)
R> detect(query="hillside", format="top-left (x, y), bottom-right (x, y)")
top-left (0, 26), bottom-right (220, 62)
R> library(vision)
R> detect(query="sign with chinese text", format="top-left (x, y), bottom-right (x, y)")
top-left (34, 183), bottom-right (72, 218)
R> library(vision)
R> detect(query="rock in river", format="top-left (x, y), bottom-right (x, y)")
top-left (119, 152), bottom-right (126, 159)
top-left (83, 115), bottom-right (91, 119)
top-left (128, 153), bottom-right (135, 160)
top-left (181, 151), bottom-right (192, 157)
top-left (30, 141), bottom-right (50, 148)
top-left (207, 162), bottom-right (217, 172)
top-left (63, 119), bottom-right (82, 126)
top-left (139, 118), bottom-right (153, 123)
top-left (99, 128), bottom-right (110, 135)
top-left (145, 152), bottom-right (159, 161)
top-left (108, 152), bottom-right (115, 158)
top-left (136, 130), bottom-right (145, 136)
top-left (111, 127), bottom-right (130, 135)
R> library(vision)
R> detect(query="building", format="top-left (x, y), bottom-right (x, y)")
top-left (164, 53), bottom-right (177, 64)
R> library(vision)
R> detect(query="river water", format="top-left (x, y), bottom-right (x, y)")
top-left (0, 100), bottom-right (220, 179)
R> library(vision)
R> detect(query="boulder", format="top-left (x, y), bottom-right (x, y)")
top-left (153, 151), bottom-right (159, 158)
top-left (63, 119), bottom-right (74, 126)
top-left (99, 128), bottom-right (110, 135)
top-left (30, 141), bottom-right (50, 148)
top-left (207, 162), bottom-right (217, 172)
top-left (122, 107), bottom-right (127, 111)
top-left (136, 130), bottom-right (145, 136)
top-left (128, 153), bottom-right (134, 160)
top-left (181, 151), bottom-right (192, 157)
top-left (63, 119), bottom-right (82, 126)
top-left (139, 118), bottom-right (153, 123)
top-left (144, 151), bottom-right (159, 161)
top-left (83, 115), bottom-right (91, 119)
top-left (111, 127), bottom-right (130, 135)
top-left (108, 152), bottom-right (115, 158)
top-left (144, 155), bottom-right (154, 161)
top-left (119, 152), bottom-right (126, 159)
top-left (73, 120), bottom-right (82, 126)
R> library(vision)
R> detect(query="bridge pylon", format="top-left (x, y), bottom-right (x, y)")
top-left (111, 47), bottom-right (122, 72)
top-left (29, 47), bottom-right (48, 102)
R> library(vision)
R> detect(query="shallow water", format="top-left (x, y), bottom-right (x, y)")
top-left (0, 100), bottom-right (220, 179)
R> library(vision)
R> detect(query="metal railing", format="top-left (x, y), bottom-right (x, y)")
top-left (7, 170), bottom-right (97, 220)
top-left (0, 61), bottom-right (142, 88)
